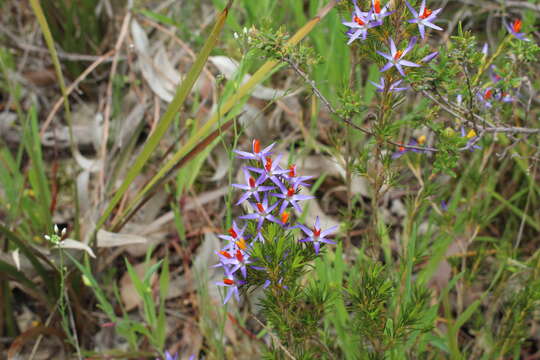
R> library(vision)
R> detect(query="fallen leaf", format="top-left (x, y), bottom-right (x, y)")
top-left (96, 229), bottom-right (147, 248)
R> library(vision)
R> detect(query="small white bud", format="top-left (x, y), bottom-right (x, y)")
top-left (233, 32), bottom-right (239, 39)
top-left (54, 224), bottom-right (59, 234)
top-left (44, 235), bottom-right (51, 241)
top-left (62, 228), bottom-right (67, 236)
top-left (243, 26), bottom-right (248, 34)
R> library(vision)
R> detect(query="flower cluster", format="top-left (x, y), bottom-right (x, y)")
top-left (342, 0), bottom-right (441, 92)
top-left (214, 140), bottom-right (337, 304)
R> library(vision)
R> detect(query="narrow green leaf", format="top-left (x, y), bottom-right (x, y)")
top-left (96, 1), bottom-right (233, 232)
top-left (112, 3), bottom-right (336, 230)
top-left (490, 191), bottom-right (540, 231)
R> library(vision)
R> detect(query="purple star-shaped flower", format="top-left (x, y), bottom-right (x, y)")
top-left (342, 2), bottom-right (380, 44)
top-left (505, 19), bottom-right (528, 41)
top-left (232, 167), bottom-right (275, 205)
top-left (477, 88), bottom-right (494, 108)
top-left (271, 184), bottom-right (314, 215)
top-left (234, 139), bottom-right (275, 162)
top-left (377, 37), bottom-right (420, 77)
top-left (218, 221), bottom-right (247, 251)
top-left (405, 0), bottom-right (443, 39)
top-left (215, 270), bottom-right (244, 304)
top-left (393, 136), bottom-right (431, 159)
top-left (297, 217), bottom-right (338, 254)
top-left (284, 164), bottom-right (313, 188)
top-left (495, 91), bottom-right (514, 103)
top-left (367, 0), bottom-right (394, 23)
top-left (222, 249), bottom-right (252, 279)
top-left (239, 194), bottom-right (280, 230)
top-left (247, 154), bottom-right (288, 191)
top-left (370, 77), bottom-right (409, 93)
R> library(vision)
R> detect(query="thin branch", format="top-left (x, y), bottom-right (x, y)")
top-left (283, 57), bottom-right (440, 152)
top-left (0, 23), bottom-right (121, 62)
top-left (252, 315), bottom-right (297, 360)
top-left (40, 49), bottom-right (116, 137)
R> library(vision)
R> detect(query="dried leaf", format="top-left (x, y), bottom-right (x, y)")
top-left (57, 239), bottom-right (96, 258)
top-left (96, 229), bottom-right (147, 248)
top-left (131, 19), bottom-right (176, 102)
top-left (209, 56), bottom-right (289, 100)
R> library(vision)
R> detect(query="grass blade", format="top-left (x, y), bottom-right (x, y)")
top-left (111, 1), bottom-right (339, 230)
top-left (96, 0), bottom-right (233, 232)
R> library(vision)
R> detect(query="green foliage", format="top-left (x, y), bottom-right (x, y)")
top-left (69, 249), bottom-right (170, 357)
top-left (41, 0), bottom-right (107, 76)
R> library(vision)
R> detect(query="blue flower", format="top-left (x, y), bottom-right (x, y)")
top-left (232, 167), bottom-right (275, 205)
top-left (342, 2), bottom-right (380, 44)
top-left (247, 154), bottom-right (288, 192)
top-left (234, 139), bottom-right (275, 162)
top-left (270, 184), bottom-right (314, 215)
top-left (215, 269), bottom-right (245, 304)
top-left (505, 19), bottom-right (528, 41)
top-left (239, 194), bottom-right (280, 230)
top-left (405, 0), bottom-right (443, 39)
top-left (370, 77), bottom-right (409, 92)
top-left (296, 217), bottom-right (338, 254)
top-left (377, 37), bottom-right (421, 77)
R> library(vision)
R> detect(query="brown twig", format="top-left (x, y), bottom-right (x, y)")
top-left (99, 13), bottom-right (132, 200)
top-left (40, 49), bottom-right (116, 137)
top-left (0, 23), bottom-right (121, 63)
top-left (251, 314), bottom-right (297, 360)
top-left (283, 57), bottom-right (440, 152)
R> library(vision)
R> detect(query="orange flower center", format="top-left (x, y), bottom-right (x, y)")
top-left (265, 157), bottom-right (272, 172)
top-left (354, 16), bottom-right (365, 26)
top-left (484, 89), bottom-right (493, 100)
top-left (235, 250), bottom-right (244, 262)
top-left (256, 202), bottom-right (265, 213)
top-left (374, 0), bottom-right (381, 14)
top-left (228, 227), bottom-right (238, 238)
top-left (249, 177), bottom-right (256, 188)
top-left (236, 238), bottom-right (247, 250)
top-left (314, 228), bottom-right (321, 237)
top-left (281, 211), bottom-right (289, 224)
top-left (220, 251), bottom-right (232, 259)
top-left (223, 278), bottom-right (234, 285)
top-left (398, 145), bottom-right (405, 152)
top-left (253, 139), bottom-right (261, 154)
top-left (512, 19), bottom-right (522, 33)
top-left (289, 164), bottom-right (296, 177)
top-left (420, 8), bottom-right (432, 19)
top-left (287, 187), bottom-right (295, 197)
top-left (394, 50), bottom-right (403, 60)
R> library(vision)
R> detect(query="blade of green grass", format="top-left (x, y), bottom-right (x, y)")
top-left (29, 0), bottom-right (81, 239)
top-left (95, 0), bottom-right (233, 233)
top-left (490, 191), bottom-right (540, 231)
top-left (111, 118), bottom-right (234, 231)
top-left (115, 1), bottom-right (339, 231)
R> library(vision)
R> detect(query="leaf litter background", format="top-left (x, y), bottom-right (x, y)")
top-left (0, 0), bottom-right (539, 359)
